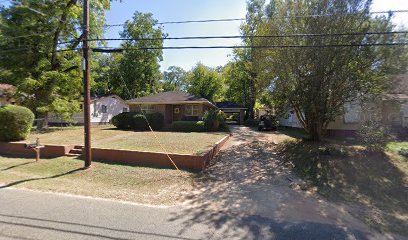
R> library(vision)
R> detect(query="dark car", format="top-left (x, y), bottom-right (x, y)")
top-left (258, 115), bottom-right (278, 131)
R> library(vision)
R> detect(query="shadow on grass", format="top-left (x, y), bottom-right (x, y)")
top-left (1, 161), bottom-right (35, 171)
top-left (0, 167), bottom-right (85, 189)
top-left (276, 140), bottom-right (408, 235)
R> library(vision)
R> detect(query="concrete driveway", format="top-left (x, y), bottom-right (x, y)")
top-left (172, 126), bottom-right (403, 239)
top-left (0, 126), bottom-right (404, 239)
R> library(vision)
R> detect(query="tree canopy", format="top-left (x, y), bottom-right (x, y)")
top-left (187, 63), bottom-right (224, 102)
top-left (108, 11), bottom-right (165, 99)
top-left (254, 0), bottom-right (407, 140)
top-left (0, 0), bottom-right (111, 127)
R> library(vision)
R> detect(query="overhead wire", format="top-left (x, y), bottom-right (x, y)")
top-left (111, 59), bottom-right (181, 171)
top-left (81, 31), bottom-right (408, 43)
top-left (102, 10), bottom-right (408, 28)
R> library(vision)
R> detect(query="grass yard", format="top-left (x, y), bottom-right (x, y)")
top-left (0, 156), bottom-right (194, 205)
top-left (276, 138), bottom-right (408, 236)
top-left (26, 125), bottom-right (227, 155)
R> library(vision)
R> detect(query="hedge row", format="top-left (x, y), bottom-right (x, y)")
top-left (112, 112), bottom-right (164, 131)
top-left (171, 121), bottom-right (206, 132)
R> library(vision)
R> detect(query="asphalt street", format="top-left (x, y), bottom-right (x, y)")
top-left (0, 187), bottom-right (401, 240)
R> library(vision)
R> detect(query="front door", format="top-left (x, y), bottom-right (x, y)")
top-left (173, 105), bottom-right (182, 121)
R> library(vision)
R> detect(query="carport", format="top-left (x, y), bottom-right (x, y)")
top-left (216, 102), bottom-right (247, 125)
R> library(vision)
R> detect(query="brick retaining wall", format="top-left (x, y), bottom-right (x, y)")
top-left (91, 135), bottom-right (230, 171)
top-left (0, 135), bottom-right (230, 171)
top-left (0, 142), bottom-right (74, 158)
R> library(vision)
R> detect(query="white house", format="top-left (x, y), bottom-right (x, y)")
top-left (49, 95), bottom-right (129, 125)
top-left (279, 95), bottom-right (408, 137)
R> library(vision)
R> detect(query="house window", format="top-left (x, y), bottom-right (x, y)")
top-left (123, 107), bottom-right (129, 113)
top-left (101, 105), bottom-right (107, 113)
top-left (141, 104), bottom-right (154, 113)
top-left (185, 105), bottom-right (199, 116)
top-left (344, 101), bottom-right (361, 124)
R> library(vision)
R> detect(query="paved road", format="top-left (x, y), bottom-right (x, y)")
top-left (0, 127), bottom-right (405, 240)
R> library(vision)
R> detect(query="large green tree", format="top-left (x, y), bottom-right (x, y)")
top-left (161, 66), bottom-right (188, 92)
top-left (223, 49), bottom-right (251, 107)
top-left (0, 0), bottom-right (111, 127)
top-left (110, 11), bottom-right (165, 99)
top-left (187, 63), bottom-right (224, 102)
top-left (240, 0), bottom-right (275, 119)
top-left (255, 0), bottom-right (407, 140)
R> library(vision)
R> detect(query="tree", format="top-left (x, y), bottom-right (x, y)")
top-left (239, 0), bottom-right (275, 119)
top-left (187, 63), bottom-right (224, 102)
top-left (255, 0), bottom-right (407, 141)
top-left (161, 66), bottom-right (188, 91)
top-left (110, 11), bottom-right (165, 99)
top-left (0, 0), bottom-right (111, 128)
top-left (223, 49), bottom-right (251, 107)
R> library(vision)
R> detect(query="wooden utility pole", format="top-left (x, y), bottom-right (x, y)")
top-left (82, 0), bottom-right (92, 168)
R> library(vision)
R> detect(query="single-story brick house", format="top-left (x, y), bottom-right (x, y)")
top-left (127, 91), bottom-right (217, 125)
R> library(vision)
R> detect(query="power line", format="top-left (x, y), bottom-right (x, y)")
top-left (91, 42), bottom-right (408, 52)
top-left (102, 10), bottom-right (408, 28)
top-left (5, 42), bottom-right (406, 54)
top-left (82, 31), bottom-right (408, 43)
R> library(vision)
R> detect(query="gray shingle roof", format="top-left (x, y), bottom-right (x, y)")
top-left (127, 91), bottom-right (210, 103)
top-left (215, 102), bottom-right (246, 109)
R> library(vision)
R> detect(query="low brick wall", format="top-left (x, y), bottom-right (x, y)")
top-left (91, 135), bottom-right (230, 171)
top-left (0, 142), bottom-right (74, 158)
top-left (0, 135), bottom-right (230, 171)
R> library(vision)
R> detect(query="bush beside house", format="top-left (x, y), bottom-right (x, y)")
top-left (112, 112), bottom-right (164, 131)
top-left (171, 121), bottom-right (206, 132)
top-left (0, 105), bottom-right (35, 141)
top-left (203, 109), bottom-right (228, 132)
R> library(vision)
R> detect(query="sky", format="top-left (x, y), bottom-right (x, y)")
top-left (104, 0), bottom-right (408, 72)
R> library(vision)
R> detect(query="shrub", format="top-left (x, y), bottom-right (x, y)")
top-left (357, 121), bottom-right (393, 151)
top-left (172, 121), bottom-right (206, 132)
top-left (398, 148), bottom-right (408, 158)
top-left (203, 109), bottom-right (226, 132)
top-left (112, 112), bottom-right (164, 131)
top-left (145, 112), bottom-right (164, 130)
top-left (244, 119), bottom-right (259, 127)
top-left (111, 112), bottom-right (132, 129)
top-left (0, 105), bottom-right (35, 141)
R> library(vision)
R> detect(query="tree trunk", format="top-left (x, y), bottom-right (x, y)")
top-left (248, 73), bottom-right (256, 119)
top-left (306, 121), bottom-right (325, 141)
top-left (36, 112), bottom-right (49, 130)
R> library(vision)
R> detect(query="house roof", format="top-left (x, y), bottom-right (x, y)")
top-left (215, 102), bottom-right (247, 109)
top-left (127, 91), bottom-right (215, 107)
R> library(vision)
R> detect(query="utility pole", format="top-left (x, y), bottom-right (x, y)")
top-left (82, 0), bottom-right (92, 168)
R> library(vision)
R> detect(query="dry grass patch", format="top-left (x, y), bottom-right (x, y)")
top-left (0, 156), bottom-right (194, 205)
top-left (25, 125), bottom-right (228, 155)
top-left (276, 139), bottom-right (408, 236)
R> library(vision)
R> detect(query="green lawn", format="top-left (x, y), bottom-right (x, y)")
top-left (0, 156), bottom-right (194, 205)
top-left (26, 125), bottom-right (227, 155)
